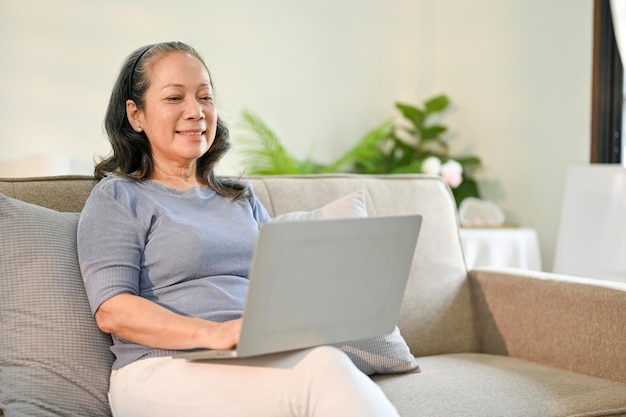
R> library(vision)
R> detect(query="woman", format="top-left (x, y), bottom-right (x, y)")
top-left (77, 41), bottom-right (400, 417)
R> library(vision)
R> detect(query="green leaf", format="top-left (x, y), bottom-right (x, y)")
top-left (424, 95), bottom-right (449, 114)
top-left (389, 136), bottom-right (416, 166)
top-left (389, 160), bottom-right (424, 174)
top-left (396, 103), bottom-right (425, 130)
top-left (422, 125), bottom-right (447, 140)
top-left (457, 156), bottom-right (481, 164)
top-left (454, 156), bottom-right (482, 179)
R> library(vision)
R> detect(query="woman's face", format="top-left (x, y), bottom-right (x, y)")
top-left (128, 52), bottom-right (218, 170)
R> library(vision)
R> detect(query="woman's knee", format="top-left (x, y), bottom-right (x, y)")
top-left (297, 345), bottom-right (365, 383)
top-left (295, 346), bottom-right (398, 416)
top-left (305, 346), bottom-right (353, 367)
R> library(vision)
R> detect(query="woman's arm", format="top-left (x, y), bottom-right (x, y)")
top-left (95, 293), bottom-right (241, 351)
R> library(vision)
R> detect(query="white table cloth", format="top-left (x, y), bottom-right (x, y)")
top-left (459, 227), bottom-right (542, 271)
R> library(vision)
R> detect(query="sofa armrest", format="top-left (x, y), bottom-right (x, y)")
top-left (469, 267), bottom-right (626, 384)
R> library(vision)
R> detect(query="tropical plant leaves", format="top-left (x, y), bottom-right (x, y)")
top-left (237, 94), bottom-right (482, 205)
top-left (325, 119), bottom-right (393, 173)
top-left (238, 110), bottom-right (302, 175)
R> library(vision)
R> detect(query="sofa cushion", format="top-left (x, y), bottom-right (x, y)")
top-left (0, 193), bottom-right (114, 416)
top-left (374, 353), bottom-right (626, 417)
top-left (272, 189), bottom-right (367, 221)
top-left (333, 326), bottom-right (419, 375)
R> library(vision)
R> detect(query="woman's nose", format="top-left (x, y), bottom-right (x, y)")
top-left (185, 99), bottom-right (205, 119)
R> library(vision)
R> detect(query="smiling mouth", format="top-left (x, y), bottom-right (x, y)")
top-left (176, 131), bottom-right (206, 137)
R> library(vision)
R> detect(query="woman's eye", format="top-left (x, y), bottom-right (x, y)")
top-left (200, 95), bottom-right (214, 102)
top-left (165, 96), bottom-right (182, 102)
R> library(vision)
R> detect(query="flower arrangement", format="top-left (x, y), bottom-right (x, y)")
top-left (238, 95), bottom-right (481, 206)
top-left (423, 156), bottom-right (463, 188)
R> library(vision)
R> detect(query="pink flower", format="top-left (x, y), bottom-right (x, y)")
top-left (440, 159), bottom-right (463, 188)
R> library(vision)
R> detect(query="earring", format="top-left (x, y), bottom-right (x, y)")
top-left (136, 126), bottom-right (142, 132)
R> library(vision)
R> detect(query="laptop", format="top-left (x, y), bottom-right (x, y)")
top-left (173, 214), bottom-right (422, 361)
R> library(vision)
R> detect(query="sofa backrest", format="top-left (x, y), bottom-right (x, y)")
top-left (0, 175), bottom-right (96, 212)
top-left (0, 174), bottom-right (479, 357)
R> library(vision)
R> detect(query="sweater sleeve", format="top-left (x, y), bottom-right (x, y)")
top-left (246, 182), bottom-right (271, 225)
top-left (77, 180), bottom-right (145, 315)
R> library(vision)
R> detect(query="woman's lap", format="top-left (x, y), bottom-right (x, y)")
top-left (109, 346), bottom-right (398, 417)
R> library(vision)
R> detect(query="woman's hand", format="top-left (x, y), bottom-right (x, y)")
top-left (95, 293), bottom-right (242, 351)
top-left (200, 318), bottom-right (242, 350)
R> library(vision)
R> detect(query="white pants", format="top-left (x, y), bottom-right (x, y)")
top-left (109, 346), bottom-right (399, 417)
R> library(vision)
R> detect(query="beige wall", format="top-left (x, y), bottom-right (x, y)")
top-left (423, 1), bottom-right (593, 272)
top-left (0, 0), bottom-right (593, 271)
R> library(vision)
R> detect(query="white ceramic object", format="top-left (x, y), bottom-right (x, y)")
top-left (458, 197), bottom-right (505, 228)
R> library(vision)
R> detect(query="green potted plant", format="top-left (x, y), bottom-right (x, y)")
top-left (238, 95), bottom-right (481, 206)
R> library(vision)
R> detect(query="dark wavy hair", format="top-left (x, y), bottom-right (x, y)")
top-left (96, 41), bottom-right (248, 200)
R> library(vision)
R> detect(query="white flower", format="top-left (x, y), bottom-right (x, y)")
top-left (421, 156), bottom-right (442, 175)
top-left (440, 159), bottom-right (463, 188)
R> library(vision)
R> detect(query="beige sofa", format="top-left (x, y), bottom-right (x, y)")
top-left (1, 174), bottom-right (626, 417)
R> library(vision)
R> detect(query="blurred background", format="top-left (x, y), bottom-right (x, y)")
top-left (0, 0), bottom-right (594, 270)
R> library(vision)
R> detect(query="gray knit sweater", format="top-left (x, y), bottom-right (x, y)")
top-left (77, 176), bottom-right (270, 369)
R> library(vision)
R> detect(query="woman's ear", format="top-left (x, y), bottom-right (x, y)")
top-left (126, 100), bottom-right (142, 132)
